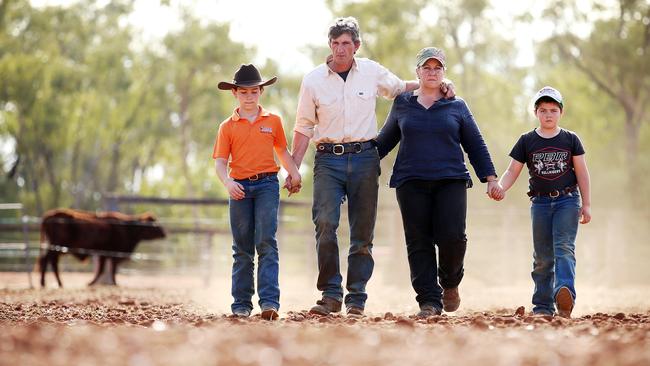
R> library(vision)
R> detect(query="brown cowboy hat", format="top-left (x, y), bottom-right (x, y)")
top-left (218, 64), bottom-right (277, 90)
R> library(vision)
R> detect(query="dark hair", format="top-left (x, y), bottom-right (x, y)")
top-left (534, 96), bottom-right (563, 111)
top-left (234, 86), bottom-right (264, 92)
top-left (328, 17), bottom-right (361, 43)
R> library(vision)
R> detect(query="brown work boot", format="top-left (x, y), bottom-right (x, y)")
top-left (261, 307), bottom-right (279, 321)
top-left (555, 287), bottom-right (574, 318)
top-left (346, 305), bottom-right (364, 318)
top-left (442, 287), bottom-right (460, 312)
top-left (309, 297), bottom-right (342, 316)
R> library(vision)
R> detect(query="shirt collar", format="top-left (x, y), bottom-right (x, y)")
top-left (408, 91), bottom-right (451, 105)
top-left (325, 57), bottom-right (360, 76)
top-left (231, 105), bottom-right (270, 122)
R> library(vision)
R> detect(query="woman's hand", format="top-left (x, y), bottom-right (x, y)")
top-left (487, 181), bottom-right (505, 201)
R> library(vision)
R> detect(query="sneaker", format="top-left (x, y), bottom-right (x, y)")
top-left (442, 287), bottom-right (460, 312)
top-left (555, 287), bottom-right (574, 318)
top-left (416, 304), bottom-right (442, 318)
top-left (309, 297), bottom-right (342, 316)
top-left (346, 305), bottom-right (364, 317)
top-left (232, 308), bottom-right (251, 318)
top-left (261, 307), bottom-right (279, 321)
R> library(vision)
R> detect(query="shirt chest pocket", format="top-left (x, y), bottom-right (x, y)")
top-left (355, 89), bottom-right (375, 99)
top-left (353, 90), bottom-right (376, 115)
top-left (355, 90), bottom-right (375, 103)
top-left (316, 95), bottom-right (341, 120)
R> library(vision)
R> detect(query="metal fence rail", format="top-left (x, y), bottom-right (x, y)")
top-left (0, 196), bottom-right (314, 287)
top-left (0, 203), bottom-right (32, 287)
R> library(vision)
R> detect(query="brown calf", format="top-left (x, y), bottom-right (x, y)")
top-left (38, 209), bottom-right (166, 287)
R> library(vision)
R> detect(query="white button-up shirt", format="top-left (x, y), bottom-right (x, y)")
top-left (294, 57), bottom-right (406, 144)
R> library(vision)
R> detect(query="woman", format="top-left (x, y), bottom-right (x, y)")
top-left (376, 47), bottom-right (498, 317)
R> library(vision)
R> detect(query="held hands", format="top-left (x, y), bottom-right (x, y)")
top-left (487, 180), bottom-right (505, 201)
top-left (225, 179), bottom-right (245, 200)
top-left (283, 173), bottom-right (302, 197)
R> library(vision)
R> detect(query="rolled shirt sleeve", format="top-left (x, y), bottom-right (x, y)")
top-left (376, 64), bottom-right (406, 100)
top-left (294, 79), bottom-right (316, 139)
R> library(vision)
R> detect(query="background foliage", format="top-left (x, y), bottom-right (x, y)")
top-left (1, 0), bottom-right (648, 215)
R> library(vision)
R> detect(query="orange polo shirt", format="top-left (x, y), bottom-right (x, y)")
top-left (212, 106), bottom-right (288, 180)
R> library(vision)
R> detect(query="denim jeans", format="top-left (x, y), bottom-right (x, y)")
top-left (395, 179), bottom-right (468, 309)
top-left (312, 148), bottom-right (379, 309)
top-left (530, 192), bottom-right (581, 314)
top-left (229, 175), bottom-right (280, 313)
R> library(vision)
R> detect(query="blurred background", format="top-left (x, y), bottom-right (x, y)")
top-left (0, 0), bottom-right (648, 314)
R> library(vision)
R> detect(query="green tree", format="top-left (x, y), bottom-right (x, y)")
top-left (541, 0), bottom-right (650, 192)
top-left (156, 10), bottom-right (253, 203)
top-left (0, 1), bottom-right (259, 214)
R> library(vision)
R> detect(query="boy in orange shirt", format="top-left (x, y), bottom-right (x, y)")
top-left (213, 64), bottom-right (301, 320)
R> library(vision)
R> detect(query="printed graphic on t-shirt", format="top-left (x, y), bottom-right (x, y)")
top-left (260, 126), bottom-right (273, 134)
top-left (531, 147), bottom-right (570, 181)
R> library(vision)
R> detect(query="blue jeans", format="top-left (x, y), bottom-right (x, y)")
top-left (312, 148), bottom-right (379, 309)
top-left (530, 192), bottom-right (581, 314)
top-left (229, 175), bottom-right (280, 313)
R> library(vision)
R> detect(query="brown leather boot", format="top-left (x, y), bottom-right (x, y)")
top-left (309, 297), bottom-right (342, 315)
top-left (261, 307), bottom-right (279, 320)
top-left (442, 287), bottom-right (460, 312)
top-left (555, 287), bottom-right (574, 318)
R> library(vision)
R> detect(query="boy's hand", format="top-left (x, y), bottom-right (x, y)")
top-left (284, 174), bottom-right (302, 196)
top-left (579, 205), bottom-right (591, 224)
top-left (225, 179), bottom-right (245, 200)
top-left (282, 176), bottom-right (292, 191)
top-left (289, 173), bottom-right (302, 196)
top-left (441, 78), bottom-right (456, 99)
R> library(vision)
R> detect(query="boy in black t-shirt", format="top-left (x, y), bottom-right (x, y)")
top-left (491, 86), bottom-right (591, 318)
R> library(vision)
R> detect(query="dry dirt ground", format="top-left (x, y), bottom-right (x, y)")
top-left (1, 272), bottom-right (650, 366)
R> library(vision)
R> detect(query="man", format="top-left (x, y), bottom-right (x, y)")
top-left (289, 17), bottom-right (453, 317)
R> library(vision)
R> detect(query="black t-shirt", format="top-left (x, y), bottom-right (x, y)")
top-left (509, 128), bottom-right (585, 194)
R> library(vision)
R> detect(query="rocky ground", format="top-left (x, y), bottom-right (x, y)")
top-left (1, 279), bottom-right (650, 366)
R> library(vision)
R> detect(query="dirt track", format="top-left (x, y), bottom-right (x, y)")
top-left (2, 282), bottom-right (650, 366)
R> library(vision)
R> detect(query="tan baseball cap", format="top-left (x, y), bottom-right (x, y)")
top-left (416, 47), bottom-right (446, 68)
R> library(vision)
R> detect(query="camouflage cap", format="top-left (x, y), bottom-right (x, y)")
top-left (416, 47), bottom-right (446, 68)
top-left (533, 86), bottom-right (563, 108)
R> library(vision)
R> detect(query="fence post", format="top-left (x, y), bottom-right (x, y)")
top-left (203, 233), bottom-right (213, 287)
top-left (22, 213), bottom-right (33, 288)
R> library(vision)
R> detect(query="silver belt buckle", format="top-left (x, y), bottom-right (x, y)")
top-left (249, 174), bottom-right (259, 181)
top-left (332, 144), bottom-right (345, 155)
top-left (549, 190), bottom-right (560, 198)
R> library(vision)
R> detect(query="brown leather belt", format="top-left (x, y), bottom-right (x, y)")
top-left (239, 172), bottom-right (277, 181)
top-left (527, 185), bottom-right (578, 198)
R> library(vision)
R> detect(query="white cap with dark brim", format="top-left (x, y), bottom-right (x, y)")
top-left (533, 86), bottom-right (563, 107)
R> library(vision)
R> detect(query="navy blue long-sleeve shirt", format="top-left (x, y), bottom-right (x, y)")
top-left (376, 92), bottom-right (496, 188)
